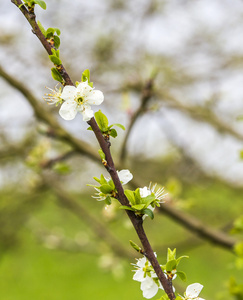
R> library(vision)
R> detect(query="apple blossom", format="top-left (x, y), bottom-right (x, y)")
top-left (59, 81), bottom-right (104, 121)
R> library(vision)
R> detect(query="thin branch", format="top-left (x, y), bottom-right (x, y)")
top-left (158, 201), bottom-right (236, 251)
top-left (120, 78), bottom-right (155, 163)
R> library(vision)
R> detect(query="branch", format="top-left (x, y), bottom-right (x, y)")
top-left (159, 201), bottom-right (236, 251)
top-left (11, 2), bottom-right (175, 298)
top-left (120, 78), bottom-right (155, 163)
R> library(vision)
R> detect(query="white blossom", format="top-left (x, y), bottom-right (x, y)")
top-left (181, 283), bottom-right (205, 300)
top-left (132, 255), bottom-right (163, 299)
top-left (59, 81), bottom-right (104, 121)
top-left (43, 85), bottom-right (63, 105)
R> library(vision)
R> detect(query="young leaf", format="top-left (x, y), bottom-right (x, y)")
top-left (100, 174), bottom-right (107, 185)
top-left (176, 271), bottom-right (187, 282)
top-left (105, 196), bottom-right (112, 205)
top-left (119, 205), bottom-right (134, 211)
top-left (93, 177), bottom-right (101, 183)
top-left (111, 123), bottom-right (125, 130)
top-left (134, 188), bottom-right (141, 205)
top-left (51, 68), bottom-right (63, 83)
top-left (167, 248), bottom-right (176, 262)
top-left (53, 35), bottom-right (60, 49)
top-left (129, 240), bottom-right (141, 252)
top-left (82, 69), bottom-right (90, 83)
top-left (100, 184), bottom-right (113, 194)
top-left (109, 128), bottom-right (117, 138)
top-left (95, 110), bottom-right (109, 132)
top-left (143, 208), bottom-right (154, 219)
top-left (124, 189), bottom-right (136, 205)
top-left (98, 149), bottom-right (106, 160)
top-left (37, 20), bottom-right (46, 36)
top-left (34, 0), bottom-right (46, 9)
top-left (166, 259), bottom-right (177, 272)
top-left (132, 204), bottom-right (146, 210)
top-left (176, 255), bottom-right (189, 265)
top-left (49, 55), bottom-right (62, 65)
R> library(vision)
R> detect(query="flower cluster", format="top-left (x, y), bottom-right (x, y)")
top-left (44, 81), bottom-right (104, 121)
top-left (132, 255), bottom-right (163, 299)
top-left (89, 169), bottom-right (133, 204)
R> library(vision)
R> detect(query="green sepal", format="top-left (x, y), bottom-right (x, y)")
top-left (37, 20), bottom-right (46, 36)
top-left (98, 149), bottom-right (106, 161)
top-left (129, 240), bottom-right (141, 252)
top-left (93, 177), bottom-right (101, 183)
top-left (176, 271), bottom-right (187, 282)
top-left (100, 174), bottom-right (107, 185)
top-left (134, 188), bottom-right (142, 204)
top-left (34, 0), bottom-right (46, 9)
top-left (109, 128), bottom-right (117, 138)
top-left (166, 259), bottom-right (177, 272)
top-left (51, 68), bottom-right (63, 83)
top-left (175, 297), bottom-right (183, 300)
top-left (124, 189), bottom-right (136, 205)
top-left (143, 208), bottom-right (154, 219)
top-left (87, 126), bottom-right (92, 131)
top-left (141, 194), bottom-right (156, 207)
top-left (95, 110), bottom-right (109, 132)
top-left (49, 55), bottom-right (62, 66)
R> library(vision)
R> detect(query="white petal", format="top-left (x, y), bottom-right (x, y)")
top-left (59, 101), bottom-right (77, 120)
top-left (85, 89), bottom-right (104, 105)
top-left (136, 257), bottom-right (147, 268)
top-left (82, 106), bottom-right (94, 121)
top-left (117, 169), bottom-right (133, 185)
top-left (77, 81), bottom-right (92, 94)
top-left (141, 277), bottom-right (159, 299)
top-left (133, 270), bottom-right (145, 282)
top-left (140, 187), bottom-right (151, 198)
top-left (186, 283), bottom-right (203, 298)
top-left (61, 86), bottom-right (77, 101)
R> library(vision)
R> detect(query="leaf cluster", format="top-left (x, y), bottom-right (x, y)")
top-left (88, 174), bottom-right (117, 205)
top-left (37, 21), bottom-right (61, 49)
top-left (21, 0), bottom-right (46, 10)
top-left (161, 248), bottom-right (188, 282)
top-left (88, 110), bottom-right (125, 139)
top-left (81, 69), bottom-right (93, 88)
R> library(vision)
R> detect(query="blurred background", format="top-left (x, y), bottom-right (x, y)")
top-left (1, 0), bottom-right (243, 299)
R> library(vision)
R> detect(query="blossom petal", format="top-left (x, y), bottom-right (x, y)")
top-left (133, 269), bottom-right (146, 282)
top-left (82, 106), bottom-right (94, 121)
top-left (61, 85), bottom-right (77, 101)
top-left (141, 277), bottom-right (159, 299)
top-left (59, 101), bottom-right (77, 120)
top-left (117, 169), bottom-right (133, 185)
top-left (85, 89), bottom-right (104, 105)
top-left (186, 283), bottom-right (203, 298)
top-left (140, 187), bottom-right (151, 198)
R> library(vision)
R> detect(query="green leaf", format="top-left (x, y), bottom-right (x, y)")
top-left (49, 55), bottom-right (62, 66)
top-left (95, 110), bottom-right (109, 132)
top-left (37, 20), bottom-right (46, 36)
top-left (119, 205), bottom-right (134, 211)
top-left (53, 35), bottom-right (60, 49)
top-left (167, 248), bottom-right (176, 262)
top-left (132, 204), bottom-right (146, 210)
top-left (166, 259), bottom-right (177, 272)
top-left (134, 188), bottom-right (142, 204)
top-left (111, 123), bottom-right (125, 130)
top-left (55, 28), bottom-right (61, 36)
top-left (143, 208), bottom-right (154, 219)
top-left (51, 68), bottom-right (63, 83)
top-left (100, 174), bottom-right (107, 185)
top-left (82, 69), bottom-right (90, 83)
top-left (176, 255), bottom-right (189, 265)
top-left (176, 271), bottom-right (187, 282)
top-left (100, 184), bottom-right (113, 194)
top-left (34, 0), bottom-right (46, 9)
top-left (124, 189), bottom-right (136, 205)
top-left (105, 196), bottom-right (112, 205)
top-left (109, 128), bottom-right (117, 138)
top-left (129, 240), bottom-right (141, 252)
top-left (140, 194), bottom-right (156, 207)
top-left (98, 149), bottom-right (106, 160)
top-left (87, 126), bottom-right (93, 131)
top-left (240, 150), bottom-right (243, 160)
